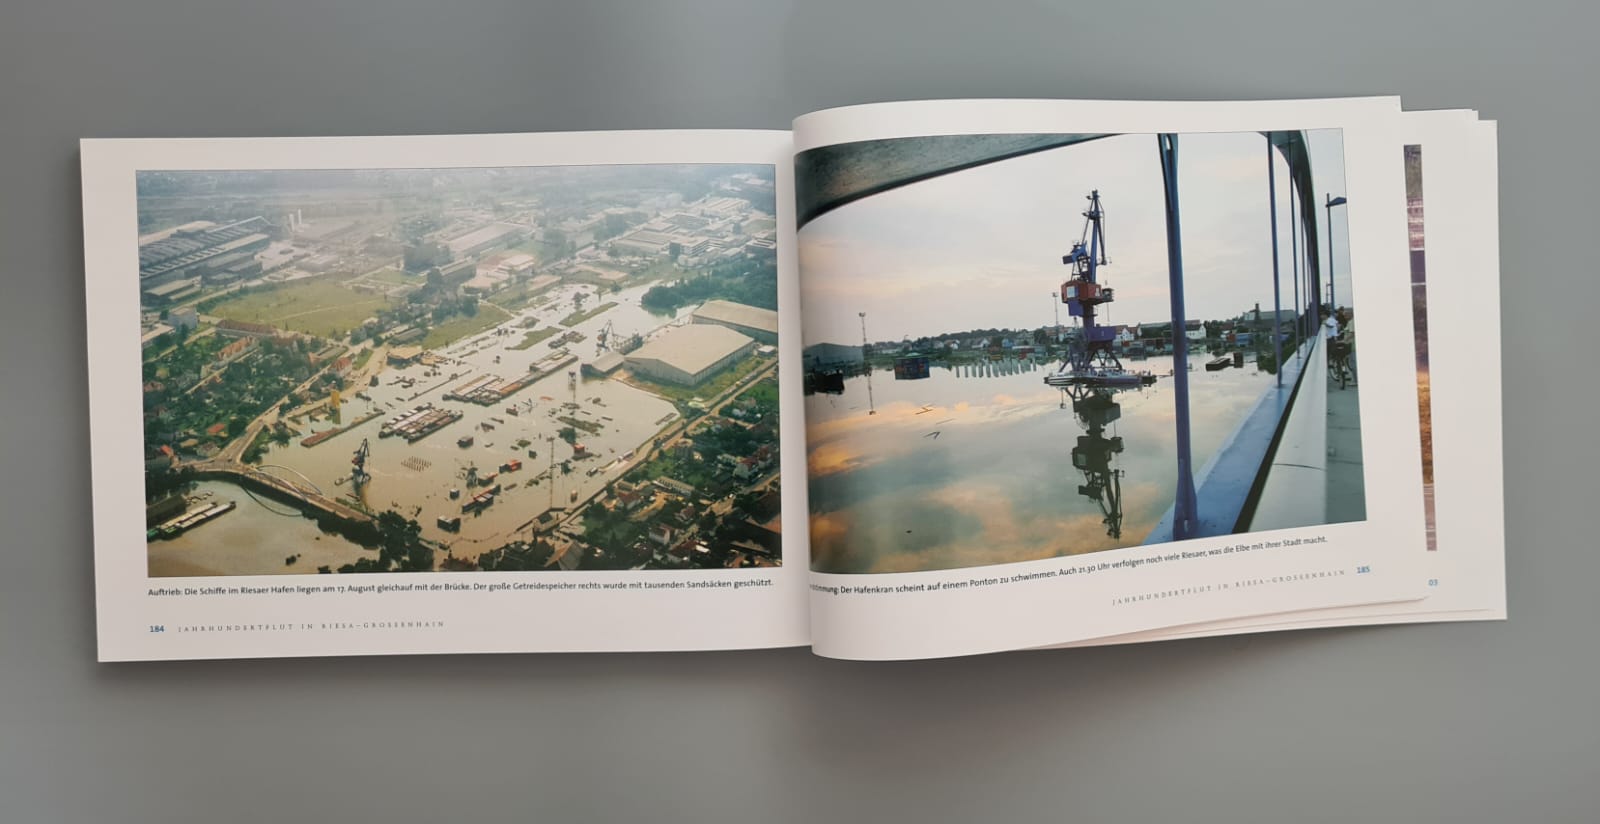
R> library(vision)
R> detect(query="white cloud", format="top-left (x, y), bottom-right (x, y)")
top-left (799, 129), bottom-right (1351, 345)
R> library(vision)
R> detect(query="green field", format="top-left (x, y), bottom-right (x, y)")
top-left (741, 377), bottom-right (779, 407)
top-left (493, 281), bottom-right (558, 312)
top-left (560, 301), bottom-right (617, 327)
top-left (209, 279), bottom-right (391, 339)
top-left (419, 304), bottom-right (512, 350)
top-left (632, 260), bottom-right (687, 282)
top-left (633, 451), bottom-right (720, 491)
top-left (508, 326), bottom-right (561, 350)
top-left (362, 267), bottom-right (418, 286)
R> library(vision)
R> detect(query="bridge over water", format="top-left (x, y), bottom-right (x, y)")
top-left (189, 460), bottom-right (373, 527)
top-left (797, 127), bottom-right (1362, 544)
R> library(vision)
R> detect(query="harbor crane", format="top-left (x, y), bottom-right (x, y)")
top-left (596, 319), bottom-right (615, 352)
top-left (1045, 191), bottom-right (1145, 539)
top-left (1045, 190), bottom-right (1155, 395)
top-left (350, 438), bottom-right (371, 489)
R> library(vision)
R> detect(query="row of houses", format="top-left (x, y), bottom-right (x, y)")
top-left (603, 479), bottom-right (781, 570)
top-left (861, 307), bottom-right (1309, 359)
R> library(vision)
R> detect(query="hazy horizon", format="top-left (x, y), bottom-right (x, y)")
top-left (799, 129), bottom-right (1350, 346)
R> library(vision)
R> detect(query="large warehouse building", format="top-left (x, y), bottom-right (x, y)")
top-left (625, 325), bottom-right (756, 387)
top-left (446, 222), bottom-right (526, 258)
top-left (691, 299), bottom-right (778, 344)
top-left (137, 217), bottom-right (273, 286)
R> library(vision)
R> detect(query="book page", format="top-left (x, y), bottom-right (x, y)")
top-left (792, 98), bottom-right (1430, 660)
top-left (83, 129), bottom-right (809, 660)
top-left (1069, 112), bottom-right (1505, 646)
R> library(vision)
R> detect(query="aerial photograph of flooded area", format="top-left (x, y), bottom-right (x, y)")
top-left (136, 163), bottom-right (782, 576)
top-left (797, 129), bottom-right (1364, 574)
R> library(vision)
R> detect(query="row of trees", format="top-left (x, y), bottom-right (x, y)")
top-left (640, 257), bottom-right (777, 313)
top-left (334, 511), bottom-right (434, 573)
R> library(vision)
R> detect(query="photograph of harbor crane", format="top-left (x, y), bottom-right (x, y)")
top-left (136, 162), bottom-right (783, 576)
top-left (798, 128), bottom-right (1364, 575)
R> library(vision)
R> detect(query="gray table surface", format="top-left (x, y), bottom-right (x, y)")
top-left (2, 1), bottom-right (1591, 821)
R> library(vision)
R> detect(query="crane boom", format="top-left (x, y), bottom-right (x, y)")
top-left (1046, 190), bottom-right (1154, 391)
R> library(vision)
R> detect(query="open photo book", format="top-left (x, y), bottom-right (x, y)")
top-left (80, 96), bottom-right (1505, 661)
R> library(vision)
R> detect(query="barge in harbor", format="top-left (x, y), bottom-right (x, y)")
top-left (377, 403), bottom-right (463, 443)
top-left (148, 500), bottom-right (237, 540)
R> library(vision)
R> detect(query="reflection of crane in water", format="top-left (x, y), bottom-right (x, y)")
top-left (1045, 190), bottom-right (1144, 539)
top-left (859, 311), bottom-right (876, 415)
top-left (1066, 386), bottom-right (1126, 539)
top-left (1045, 190), bottom-right (1155, 397)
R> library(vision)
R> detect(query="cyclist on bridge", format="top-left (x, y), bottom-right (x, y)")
top-left (1331, 308), bottom-right (1356, 386)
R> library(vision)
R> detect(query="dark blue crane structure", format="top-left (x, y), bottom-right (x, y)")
top-left (1044, 190), bottom-right (1156, 393)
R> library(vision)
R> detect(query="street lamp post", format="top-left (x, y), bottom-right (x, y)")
top-left (1325, 194), bottom-right (1348, 311)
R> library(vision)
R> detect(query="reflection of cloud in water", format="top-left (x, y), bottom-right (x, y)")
top-left (812, 498), bottom-right (985, 575)
top-left (805, 386), bottom-right (1062, 484)
top-left (807, 419), bottom-right (1124, 574)
top-left (807, 387), bottom-right (1054, 445)
top-left (809, 512), bottom-right (855, 569)
top-left (807, 439), bottom-right (873, 479)
top-left (806, 361), bottom-right (1275, 574)
top-left (812, 473), bottom-right (1152, 574)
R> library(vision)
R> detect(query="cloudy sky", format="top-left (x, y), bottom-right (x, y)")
top-left (798, 129), bottom-right (1350, 346)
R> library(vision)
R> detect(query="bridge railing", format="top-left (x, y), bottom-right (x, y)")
top-left (1143, 335), bottom-right (1320, 544)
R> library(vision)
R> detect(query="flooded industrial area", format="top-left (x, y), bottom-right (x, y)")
top-left (262, 280), bottom-right (685, 553)
top-left (149, 280), bottom-right (690, 575)
top-left (138, 162), bottom-right (784, 576)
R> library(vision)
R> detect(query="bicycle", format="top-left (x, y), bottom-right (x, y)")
top-left (1328, 340), bottom-right (1353, 390)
